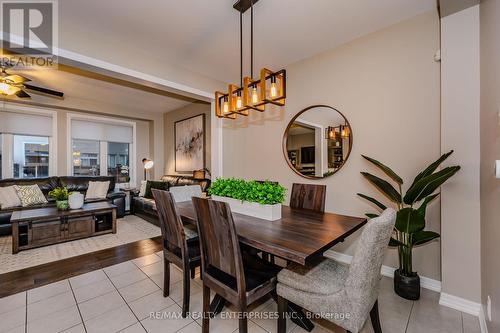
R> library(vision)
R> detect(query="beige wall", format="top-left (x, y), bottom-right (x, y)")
top-left (221, 11), bottom-right (442, 280)
top-left (440, 5), bottom-right (482, 303)
top-left (164, 102), bottom-right (211, 176)
top-left (480, 0), bottom-right (500, 330)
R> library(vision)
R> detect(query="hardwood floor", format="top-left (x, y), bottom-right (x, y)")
top-left (0, 236), bottom-right (163, 298)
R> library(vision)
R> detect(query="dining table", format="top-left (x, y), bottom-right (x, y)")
top-left (176, 201), bottom-right (367, 331)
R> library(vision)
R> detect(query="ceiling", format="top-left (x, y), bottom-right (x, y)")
top-left (8, 66), bottom-right (194, 114)
top-left (59, 0), bottom-right (437, 84)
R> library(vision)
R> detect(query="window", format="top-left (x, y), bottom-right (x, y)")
top-left (108, 142), bottom-right (130, 183)
top-left (73, 139), bottom-right (100, 176)
top-left (71, 117), bottom-right (134, 184)
top-left (0, 110), bottom-right (54, 178)
top-left (13, 135), bottom-right (49, 179)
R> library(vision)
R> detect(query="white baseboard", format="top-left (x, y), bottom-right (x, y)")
top-left (323, 250), bottom-right (442, 292)
top-left (479, 305), bottom-right (489, 333)
top-left (439, 292), bottom-right (482, 317)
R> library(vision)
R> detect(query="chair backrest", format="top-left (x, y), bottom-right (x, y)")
top-left (290, 183), bottom-right (326, 212)
top-left (169, 185), bottom-right (202, 203)
top-left (191, 197), bottom-right (245, 292)
top-left (345, 208), bottom-right (396, 311)
top-left (152, 189), bottom-right (187, 255)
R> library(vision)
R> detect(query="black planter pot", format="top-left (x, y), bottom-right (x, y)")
top-left (394, 269), bottom-right (420, 300)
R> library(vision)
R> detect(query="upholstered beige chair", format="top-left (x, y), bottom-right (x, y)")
top-left (169, 185), bottom-right (203, 203)
top-left (276, 208), bottom-right (396, 333)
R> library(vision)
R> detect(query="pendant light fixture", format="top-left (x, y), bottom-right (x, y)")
top-left (215, 0), bottom-right (286, 119)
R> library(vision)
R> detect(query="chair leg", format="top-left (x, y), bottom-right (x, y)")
top-left (181, 265), bottom-right (191, 318)
top-left (239, 304), bottom-right (248, 333)
top-left (163, 258), bottom-right (170, 297)
top-left (277, 295), bottom-right (287, 333)
top-left (202, 285), bottom-right (210, 333)
top-left (370, 300), bottom-right (382, 333)
top-left (190, 267), bottom-right (196, 279)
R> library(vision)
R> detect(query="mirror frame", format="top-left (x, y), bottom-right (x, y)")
top-left (282, 105), bottom-right (353, 180)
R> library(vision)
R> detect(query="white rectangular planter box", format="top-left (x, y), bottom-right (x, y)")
top-left (211, 195), bottom-right (281, 221)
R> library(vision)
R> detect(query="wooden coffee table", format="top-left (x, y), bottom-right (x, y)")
top-left (10, 202), bottom-right (116, 254)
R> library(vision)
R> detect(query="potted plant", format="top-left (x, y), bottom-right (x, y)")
top-left (357, 151), bottom-right (460, 300)
top-left (48, 187), bottom-right (70, 210)
top-left (208, 178), bottom-right (286, 220)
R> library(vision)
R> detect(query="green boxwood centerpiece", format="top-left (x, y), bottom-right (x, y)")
top-left (208, 178), bottom-right (286, 205)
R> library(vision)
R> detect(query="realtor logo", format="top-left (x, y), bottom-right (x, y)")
top-left (1, 0), bottom-right (58, 67)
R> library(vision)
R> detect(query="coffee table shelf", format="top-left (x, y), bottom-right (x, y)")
top-left (10, 202), bottom-right (117, 254)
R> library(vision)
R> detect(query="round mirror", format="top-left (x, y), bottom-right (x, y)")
top-left (283, 105), bottom-right (353, 179)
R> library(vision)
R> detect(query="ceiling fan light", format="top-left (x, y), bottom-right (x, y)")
top-left (0, 82), bottom-right (20, 95)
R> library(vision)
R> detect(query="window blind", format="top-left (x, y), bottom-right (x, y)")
top-left (0, 111), bottom-right (53, 137)
top-left (71, 119), bottom-right (133, 143)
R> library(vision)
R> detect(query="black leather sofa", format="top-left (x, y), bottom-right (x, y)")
top-left (0, 176), bottom-right (126, 236)
top-left (131, 175), bottom-right (210, 226)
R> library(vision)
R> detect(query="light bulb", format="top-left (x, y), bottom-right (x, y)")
top-left (222, 96), bottom-right (229, 114)
top-left (236, 94), bottom-right (243, 109)
top-left (0, 82), bottom-right (20, 95)
top-left (251, 86), bottom-right (259, 104)
top-left (269, 76), bottom-right (278, 98)
top-left (270, 83), bottom-right (278, 98)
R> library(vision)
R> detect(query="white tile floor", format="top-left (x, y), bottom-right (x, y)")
top-left (0, 251), bottom-right (481, 333)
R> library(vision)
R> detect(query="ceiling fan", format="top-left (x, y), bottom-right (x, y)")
top-left (0, 62), bottom-right (64, 98)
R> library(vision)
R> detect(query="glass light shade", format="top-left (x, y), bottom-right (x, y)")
top-left (143, 159), bottom-right (154, 169)
top-left (0, 82), bottom-right (20, 95)
top-left (236, 94), bottom-right (243, 109)
top-left (269, 76), bottom-right (279, 98)
top-left (251, 86), bottom-right (259, 104)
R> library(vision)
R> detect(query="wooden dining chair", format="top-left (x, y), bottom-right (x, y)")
top-left (191, 197), bottom-right (281, 333)
top-left (290, 183), bottom-right (326, 212)
top-left (152, 189), bottom-right (201, 318)
top-left (263, 183), bottom-right (327, 264)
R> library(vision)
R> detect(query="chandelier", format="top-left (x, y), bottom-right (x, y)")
top-left (215, 0), bottom-right (286, 119)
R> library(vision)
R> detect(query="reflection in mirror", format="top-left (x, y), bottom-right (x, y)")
top-left (283, 105), bottom-right (352, 179)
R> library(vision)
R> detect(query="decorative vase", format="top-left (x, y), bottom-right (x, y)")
top-left (56, 200), bottom-right (69, 210)
top-left (68, 192), bottom-right (84, 209)
top-left (394, 269), bottom-right (420, 300)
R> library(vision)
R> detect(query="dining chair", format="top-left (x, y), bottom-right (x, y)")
top-left (276, 208), bottom-right (396, 333)
top-left (290, 183), bottom-right (327, 212)
top-left (264, 183), bottom-right (327, 264)
top-left (191, 197), bottom-right (281, 333)
top-left (152, 189), bottom-right (201, 318)
top-left (169, 185), bottom-right (203, 203)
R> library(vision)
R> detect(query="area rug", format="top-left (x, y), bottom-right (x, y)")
top-left (0, 215), bottom-right (161, 274)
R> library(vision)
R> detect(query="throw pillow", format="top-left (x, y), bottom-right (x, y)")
top-left (145, 181), bottom-right (170, 199)
top-left (0, 186), bottom-right (22, 209)
top-left (15, 185), bottom-right (48, 207)
top-left (86, 181), bottom-right (110, 199)
top-left (138, 180), bottom-right (147, 197)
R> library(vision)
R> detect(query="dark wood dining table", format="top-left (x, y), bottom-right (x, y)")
top-left (176, 201), bottom-right (367, 331)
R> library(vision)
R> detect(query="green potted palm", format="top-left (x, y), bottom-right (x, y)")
top-left (48, 187), bottom-right (70, 210)
top-left (357, 151), bottom-right (460, 300)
